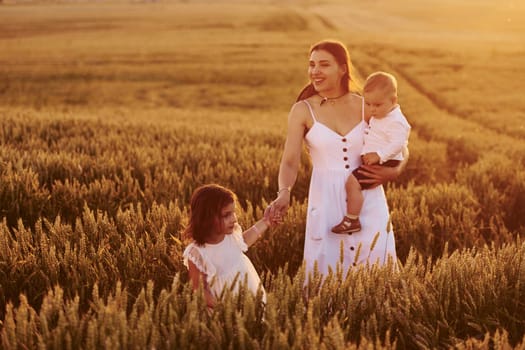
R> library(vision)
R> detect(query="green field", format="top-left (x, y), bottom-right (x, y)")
top-left (1, 1), bottom-right (524, 348)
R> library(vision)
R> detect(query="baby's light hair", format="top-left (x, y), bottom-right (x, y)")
top-left (363, 71), bottom-right (398, 98)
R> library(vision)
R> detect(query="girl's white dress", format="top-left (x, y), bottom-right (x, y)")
top-left (183, 224), bottom-right (265, 300)
top-left (302, 98), bottom-right (397, 277)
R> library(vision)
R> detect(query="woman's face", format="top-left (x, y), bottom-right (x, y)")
top-left (309, 49), bottom-right (346, 94)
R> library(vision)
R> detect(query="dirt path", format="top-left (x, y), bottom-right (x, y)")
top-left (305, 2), bottom-right (525, 156)
top-left (309, 1), bottom-right (525, 51)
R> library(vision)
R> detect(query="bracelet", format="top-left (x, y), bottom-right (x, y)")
top-left (277, 187), bottom-right (291, 196)
top-left (252, 224), bottom-right (262, 239)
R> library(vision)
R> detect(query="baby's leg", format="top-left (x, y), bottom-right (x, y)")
top-left (345, 174), bottom-right (364, 216)
top-left (332, 174), bottom-right (363, 234)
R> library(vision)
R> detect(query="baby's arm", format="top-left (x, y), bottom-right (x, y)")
top-left (242, 218), bottom-right (271, 247)
top-left (362, 152), bottom-right (381, 165)
top-left (187, 260), bottom-right (216, 308)
top-left (376, 119), bottom-right (410, 163)
top-left (357, 146), bottom-right (409, 187)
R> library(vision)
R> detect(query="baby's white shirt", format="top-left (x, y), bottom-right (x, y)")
top-left (362, 105), bottom-right (411, 164)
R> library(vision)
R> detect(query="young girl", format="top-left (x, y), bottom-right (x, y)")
top-left (183, 184), bottom-right (271, 308)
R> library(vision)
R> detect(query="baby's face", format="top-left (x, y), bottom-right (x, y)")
top-left (363, 89), bottom-right (397, 119)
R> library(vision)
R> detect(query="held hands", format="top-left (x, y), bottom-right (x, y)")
top-left (264, 189), bottom-right (291, 225)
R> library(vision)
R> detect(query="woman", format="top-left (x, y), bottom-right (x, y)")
top-left (266, 40), bottom-right (407, 278)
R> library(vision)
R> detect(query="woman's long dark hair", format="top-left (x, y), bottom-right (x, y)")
top-left (296, 40), bottom-right (362, 102)
top-left (184, 184), bottom-right (237, 245)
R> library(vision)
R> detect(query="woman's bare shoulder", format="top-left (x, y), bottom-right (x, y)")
top-left (288, 100), bottom-right (313, 128)
top-left (346, 93), bottom-right (364, 115)
top-left (348, 92), bottom-right (363, 105)
top-left (289, 100), bottom-right (309, 118)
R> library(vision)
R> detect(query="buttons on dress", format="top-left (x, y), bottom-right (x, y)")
top-left (342, 141), bottom-right (349, 169)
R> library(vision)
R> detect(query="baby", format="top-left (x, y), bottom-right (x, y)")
top-left (332, 71), bottom-right (411, 234)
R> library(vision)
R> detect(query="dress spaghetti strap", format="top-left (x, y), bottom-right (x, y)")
top-left (348, 93), bottom-right (365, 121)
top-left (361, 95), bottom-right (365, 121)
top-left (302, 100), bottom-right (317, 122)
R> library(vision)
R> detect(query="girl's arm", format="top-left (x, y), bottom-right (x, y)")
top-left (187, 260), bottom-right (216, 308)
top-left (357, 146), bottom-right (409, 187)
top-left (267, 102), bottom-right (308, 219)
top-left (242, 218), bottom-right (271, 247)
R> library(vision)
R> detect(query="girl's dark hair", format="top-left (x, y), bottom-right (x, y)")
top-left (296, 40), bottom-right (362, 101)
top-left (185, 184), bottom-right (237, 245)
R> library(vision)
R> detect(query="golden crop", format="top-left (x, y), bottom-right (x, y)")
top-left (0, 1), bottom-right (524, 348)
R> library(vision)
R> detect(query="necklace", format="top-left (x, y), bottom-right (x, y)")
top-left (319, 92), bottom-right (347, 106)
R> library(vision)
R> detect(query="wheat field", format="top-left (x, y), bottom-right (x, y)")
top-left (0, 0), bottom-right (524, 348)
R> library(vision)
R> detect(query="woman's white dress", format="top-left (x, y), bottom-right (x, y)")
top-left (183, 224), bottom-right (265, 300)
top-left (302, 99), bottom-right (397, 277)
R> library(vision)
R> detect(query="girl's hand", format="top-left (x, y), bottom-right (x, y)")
top-left (259, 216), bottom-right (274, 229)
top-left (265, 192), bottom-right (290, 225)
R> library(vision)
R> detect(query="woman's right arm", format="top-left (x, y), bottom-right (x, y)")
top-left (268, 102), bottom-right (308, 219)
top-left (188, 260), bottom-right (216, 308)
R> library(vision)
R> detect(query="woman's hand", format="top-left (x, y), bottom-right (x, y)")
top-left (358, 146), bottom-right (409, 188)
top-left (264, 191), bottom-right (291, 225)
top-left (357, 164), bottom-right (400, 188)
